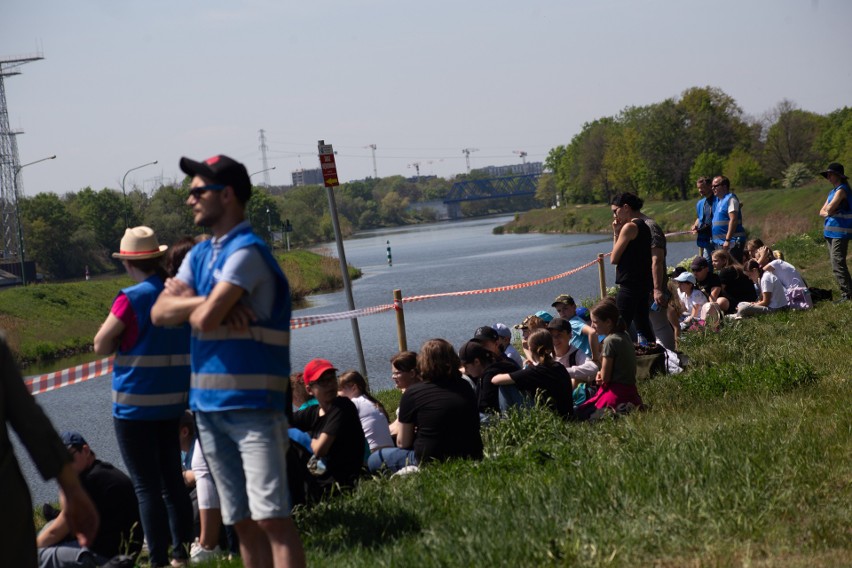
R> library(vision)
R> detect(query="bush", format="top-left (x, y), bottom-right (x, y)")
top-left (782, 162), bottom-right (815, 188)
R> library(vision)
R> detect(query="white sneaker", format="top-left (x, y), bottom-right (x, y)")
top-left (190, 544), bottom-right (222, 564)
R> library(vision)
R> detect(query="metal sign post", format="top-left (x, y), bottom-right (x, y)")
top-left (317, 140), bottom-right (367, 377)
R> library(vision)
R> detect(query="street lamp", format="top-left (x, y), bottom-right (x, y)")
top-left (13, 154), bottom-right (57, 285)
top-left (249, 166), bottom-right (276, 181)
top-left (121, 160), bottom-right (158, 227)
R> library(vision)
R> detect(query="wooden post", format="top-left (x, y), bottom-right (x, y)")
top-left (597, 253), bottom-right (607, 299)
top-left (394, 289), bottom-right (408, 352)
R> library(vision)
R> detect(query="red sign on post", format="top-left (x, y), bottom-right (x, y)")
top-left (317, 141), bottom-right (339, 187)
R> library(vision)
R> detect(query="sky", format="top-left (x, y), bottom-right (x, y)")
top-left (2, 0), bottom-right (851, 196)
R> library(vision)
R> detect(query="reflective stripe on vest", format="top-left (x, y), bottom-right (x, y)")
top-left (191, 373), bottom-right (289, 392)
top-left (191, 326), bottom-right (290, 346)
top-left (114, 354), bottom-right (192, 368)
top-left (113, 390), bottom-right (188, 407)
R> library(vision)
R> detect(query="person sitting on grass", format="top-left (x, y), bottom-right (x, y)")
top-left (736, 259), bottom-right (789, 317)
top-left (514, 314), bottom-right (549, 366)
top-left (575, 298), bottom-right (643, 421)
top-left (754, 245), bottom-right (812, 307)
top-left (290, 359), bottom-right (367, 498)
top-left (491, 329), bottom-right (574, 419)
top-left (551, 294), bottom-right (601, 364)
top-left (492, 323), bottom-right (524, 368)
top-left (546, 318), bottom-right (598, 405)
top-left (672, 272), bottom-right (708, 330)
top-left (712, 249), bottom-right (757, 313)
top-left (458, 340), bottom-right (521, 416)
top-left (367, 339), bottom-right (483, 474)
top-left (387, 351), bottom-right (420, 440)
top-left (337, 370), bottom-right (394, 455)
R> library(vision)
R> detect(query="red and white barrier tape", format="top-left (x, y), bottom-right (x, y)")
top-left (26, 357), bottom-right (113, 396)
top-left (27, 230), bottom-right (691, 394)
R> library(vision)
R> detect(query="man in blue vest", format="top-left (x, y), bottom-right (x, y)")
top-left (710, 175), bottom-right (747, 263)
top-left (691, 176), bottom-right (716, 261)
top-left (152, 155), bottom-right (305, 568)
top-left (819, 162), bottom-right (852, 303)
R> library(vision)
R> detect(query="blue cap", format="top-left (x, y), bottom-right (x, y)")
top-left (575, 306), bottom-right (590, 320)
top-left (61, 431), bottom-right (88, 447)
top-left (534, 310), bottom-right (553, 323)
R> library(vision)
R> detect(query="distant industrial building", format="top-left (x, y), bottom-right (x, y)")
top-left (291, 168), bottom-right (324, 187)
top-left (474, 161), bottom-right (543, 177)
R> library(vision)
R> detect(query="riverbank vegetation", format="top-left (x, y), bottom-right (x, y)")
top-left (503, 181), bottom-right (829, 245)
top-left (0, 250), bottom-right (359, 368)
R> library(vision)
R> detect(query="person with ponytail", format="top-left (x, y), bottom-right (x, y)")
top-left (575, 298), bottom-right (643, 421)
top-left (491, 329), bottom-right (573, 418)
top-left (338, 370), bottom-right (394, 454)
top-left (736, 259), bottom-right (788, 317)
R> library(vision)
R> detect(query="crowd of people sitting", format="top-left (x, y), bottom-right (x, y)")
top-left (17, 158), bottom-right (848, 568)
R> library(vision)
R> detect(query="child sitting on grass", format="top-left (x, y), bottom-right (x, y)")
top-left (575, 298), bottom-right (643, 421)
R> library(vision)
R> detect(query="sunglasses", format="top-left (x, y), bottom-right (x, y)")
top-left (188, 184), bottom-right (226, 199)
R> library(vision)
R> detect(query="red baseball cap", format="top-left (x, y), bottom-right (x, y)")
top-left (303, 358), bottom-right (337, 385)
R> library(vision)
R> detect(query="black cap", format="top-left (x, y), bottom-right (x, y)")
top-left (546, 317), bottom-right (572, 333)
top-left (458, 340), bottom-right (490, 364)
top-left (473, 326), bottom-right (499, 342)
top-left (691, 256), bottom-right (709, 271)
top-left (180, 155), bottom-right (252, 202)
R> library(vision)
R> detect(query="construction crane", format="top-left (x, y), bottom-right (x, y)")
top-left (513, 150), bottom-right (528, 164)
top-left (407, 161), bottom-right (421, 180)
top-left (462, 148), bottom-right (479, 173)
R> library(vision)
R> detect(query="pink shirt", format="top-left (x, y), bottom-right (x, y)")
top-left (110, 293), bottom-right (139, 352)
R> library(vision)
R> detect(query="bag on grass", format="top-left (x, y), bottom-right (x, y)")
top-left (785, 279), bottom-right (812, 310)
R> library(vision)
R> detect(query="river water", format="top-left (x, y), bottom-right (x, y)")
top-left (17, 214), bottom-right (697, 505)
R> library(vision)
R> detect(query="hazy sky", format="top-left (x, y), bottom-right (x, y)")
top-left (3, 0), bottom-right (851, 196)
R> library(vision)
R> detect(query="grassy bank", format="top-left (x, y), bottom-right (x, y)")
top-left (0, 250), bottom-right (360, 367)
top-left (165, 229), bottom-right (852, 567)
top-left (503, 182), bottom-right (829, 245)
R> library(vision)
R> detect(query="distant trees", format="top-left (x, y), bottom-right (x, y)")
top-left (547, 86), bottom-right (851, 203)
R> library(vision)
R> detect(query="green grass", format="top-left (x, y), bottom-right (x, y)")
top-left (504, 182), bottom-right (831, 245)
top-left (187, 230), bottom-right (852, 568)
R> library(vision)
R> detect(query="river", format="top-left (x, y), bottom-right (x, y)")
top-left (17, 214), bottom-right (698, 505)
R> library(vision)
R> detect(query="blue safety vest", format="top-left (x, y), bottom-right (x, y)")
top-left (112, 276), bottom-right (190, 420)
top-left (711, 192), bottom-right (746, 246)
top-left (189, 225), bottom-right (291, 413)
top-left (824, 183), bottom-right (852, 239)
top-left (696, 195), bottom-right (715, 248)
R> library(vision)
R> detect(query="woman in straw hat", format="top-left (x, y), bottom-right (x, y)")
top-left (94, 226), bottom-right (193, 568)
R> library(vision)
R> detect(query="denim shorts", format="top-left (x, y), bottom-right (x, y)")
top-left (195, 409), bottom-right (291, 525)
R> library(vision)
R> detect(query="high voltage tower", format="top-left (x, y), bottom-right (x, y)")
top-left (0, 52), bottom-right (43, 259)
top-left (258, 129), bottom-right (271, 186)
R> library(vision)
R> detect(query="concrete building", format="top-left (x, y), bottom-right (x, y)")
top-left (291, 168), bottom-right (324, 187)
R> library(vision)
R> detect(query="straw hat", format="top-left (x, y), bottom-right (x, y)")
top-left (112, 226), bottom-right (168, 260)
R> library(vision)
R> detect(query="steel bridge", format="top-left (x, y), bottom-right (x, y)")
top-left (443, 174), bottom-right (540, 219)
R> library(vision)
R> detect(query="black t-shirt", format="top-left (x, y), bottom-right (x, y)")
top-left (721, 271), bottom-right (758, 311)
top-left (478, 359), bottom-right (520, 413)
top-left (292, 397), bottom-right (366, 486)
top-left (508, 362), bottom-right (574, 417)
top-left (696, 272), bottom-right (722, 299)
top-left (615, 219), bottom-right (653, 290)
top-left (398, 378), bottom-right (483, 464)
top-left (80, 460), bottom-right (143, 558)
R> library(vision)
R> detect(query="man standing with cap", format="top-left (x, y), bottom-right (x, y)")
top-left (152, 155), bottom-right (304, 567)
top-left (819, 162), bottom-right (852, 302)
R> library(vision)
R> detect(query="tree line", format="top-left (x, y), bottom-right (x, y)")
top-left (540, 86), bottom-right (852, 205)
